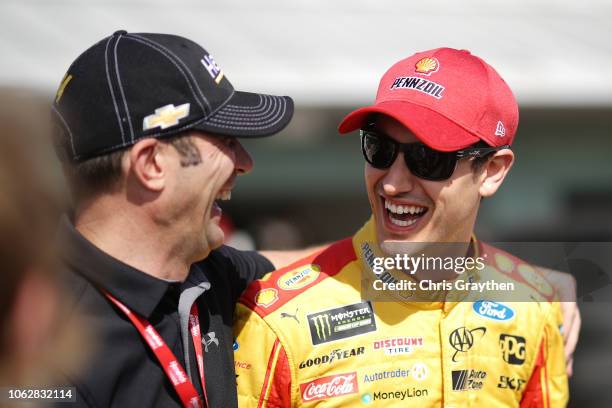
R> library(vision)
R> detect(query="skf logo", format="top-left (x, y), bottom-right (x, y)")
top-left (415, 57), bottom-right (439, 76)
top-left (143, 103), bottom-right (190, 131)
top-left (497, 375), bottom-right (526, 391)
top-left (499, 334), bottom-right (526, 365)
top-left (201, 54), bottom-right (224, 84)
top-left (448, 326), bottom-right (486, 362)
top-left (254, 288), bottom-right (278, 308)
top-left (310, 314), bottom-right (332, 342)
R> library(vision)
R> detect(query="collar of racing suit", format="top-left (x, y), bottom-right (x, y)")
top-left (353, 217), bottom-right (484, 311)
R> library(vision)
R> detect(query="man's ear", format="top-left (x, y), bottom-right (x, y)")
top-left (127, 138), bottom-right (166, 192)
top-left (479, 149), bottom-right (514, 198)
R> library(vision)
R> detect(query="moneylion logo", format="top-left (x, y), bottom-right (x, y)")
top-left (310, 314), bottom-right (331, 342)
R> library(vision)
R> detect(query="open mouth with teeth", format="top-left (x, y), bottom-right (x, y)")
top-left (212, 190), bottom-right (232, 219)
top-left (383, 198), bottom-right (428, 230)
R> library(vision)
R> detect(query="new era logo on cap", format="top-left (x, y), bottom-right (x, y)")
top-left (495, 121), bottom-right (506, 138)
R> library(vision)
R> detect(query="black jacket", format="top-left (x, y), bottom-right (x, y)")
top-left (56, 217), bottom-right (273, 407)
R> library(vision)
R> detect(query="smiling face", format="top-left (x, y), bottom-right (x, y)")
top-left (364, 116), bottom-right (484, 251)
top-left (167, 132), bottom-right (253, 261)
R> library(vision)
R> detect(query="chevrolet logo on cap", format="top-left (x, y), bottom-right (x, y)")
top-left (143, 103), bottom-right (190, 131)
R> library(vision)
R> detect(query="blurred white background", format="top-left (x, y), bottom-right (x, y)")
top-left (1, 0), bottom-right (611, 106)
top-left (1, 3), bottom-right (611, 406)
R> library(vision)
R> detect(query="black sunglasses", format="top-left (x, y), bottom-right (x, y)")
top-left (360, 129), bottom-right (510, 181)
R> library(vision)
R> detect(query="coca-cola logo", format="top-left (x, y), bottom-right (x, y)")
top-left (300, 372), bottom-right (358, 402)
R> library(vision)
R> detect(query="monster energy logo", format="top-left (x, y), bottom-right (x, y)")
top-left (307, 301), bottom-right (377, 345)
top-left (310, 314), bottom-right (332, 341)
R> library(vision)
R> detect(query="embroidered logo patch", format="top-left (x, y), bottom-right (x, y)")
top-left (277, 264), bottom-right (320, 291)
top-left (390, 77), bottom-right (445, 99)
top-left (495, 121), bottom-right (506, 137)
top-left (307, 301), bottom-right (377, 345)
top-left (201, 54), bottom-right (224, 84)
top-left (254, 288), bottom-right (279, 308)
top-left (415, 57), bottom-right (439, 76)
top-left (142, 103), bottom-right (190, 131)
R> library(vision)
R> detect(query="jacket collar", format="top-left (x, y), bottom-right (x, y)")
top-left (58, 215), bottom-right (173, 318)
top-left (352, 217), bottom-right (483, 307)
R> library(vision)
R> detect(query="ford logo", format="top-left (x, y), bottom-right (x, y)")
top-left (473, 301), bottom-right (515, 321)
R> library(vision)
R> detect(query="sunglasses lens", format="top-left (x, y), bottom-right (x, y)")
top-left (405, 144), bottom-right (457, 181)
top-left (362, 132), bottom-right (397, 169)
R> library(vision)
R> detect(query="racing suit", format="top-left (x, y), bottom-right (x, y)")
top-left (234, 219), bottom-right (569, 407)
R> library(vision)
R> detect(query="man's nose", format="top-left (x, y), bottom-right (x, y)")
top-left (381, 152), bottom-right (415, 195)
top-left (233, 140), bottom-right (253, 175)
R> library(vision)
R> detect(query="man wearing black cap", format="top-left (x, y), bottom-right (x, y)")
top-left (52, 31), bottom-right (293, 408)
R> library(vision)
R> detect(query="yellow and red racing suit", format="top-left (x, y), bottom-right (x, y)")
top-left (234, 220), bottom-right (569, 407)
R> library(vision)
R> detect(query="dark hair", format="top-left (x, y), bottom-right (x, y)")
top-left (60, 134), bottom-right (202, 202)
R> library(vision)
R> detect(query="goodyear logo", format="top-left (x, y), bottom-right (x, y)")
top-left (255, 288), bottom-right (278, 308)
top-left (277, 264), bottom-right (320, 291)
top-left (307, 301), bottom-right (377, 346)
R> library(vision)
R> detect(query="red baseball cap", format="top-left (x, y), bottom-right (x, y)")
top-left (338, 47), bottom-right (518, 151)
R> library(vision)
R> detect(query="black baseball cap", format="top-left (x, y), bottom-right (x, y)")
top-left (52, 30), bottom-right (294, 162)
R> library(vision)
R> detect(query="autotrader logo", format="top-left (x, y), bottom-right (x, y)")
top-left (448, 327), bottom-right (486, 362)
top-left (499, 334), bottom-right (526, 365)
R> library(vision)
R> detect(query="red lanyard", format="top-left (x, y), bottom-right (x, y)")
top-left (104, 291), bottom-right (208, 408)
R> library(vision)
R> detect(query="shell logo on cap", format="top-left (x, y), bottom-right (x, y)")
top-left (415, 57), bottom-right (439, 76)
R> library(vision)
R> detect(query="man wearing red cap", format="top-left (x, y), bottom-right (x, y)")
top-left (233, 48), bottom-right (569, 407)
